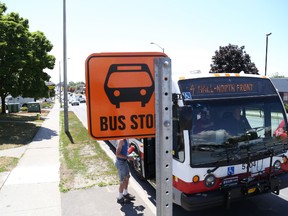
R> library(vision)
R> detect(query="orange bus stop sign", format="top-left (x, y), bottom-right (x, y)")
top-left (85, 52), bottom-right (167, 140)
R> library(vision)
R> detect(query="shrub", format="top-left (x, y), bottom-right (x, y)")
top-left (20, 107), bottom-right (28, 112)
top-left (41, 102), bottom-right (51, 109)
top-left (284, 103), bottom-right (288, 113)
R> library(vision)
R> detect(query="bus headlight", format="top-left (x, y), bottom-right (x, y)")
top-left (273, 160), bottom-right (282, 171)
top-left (204, 174), bottom-right (216, 188)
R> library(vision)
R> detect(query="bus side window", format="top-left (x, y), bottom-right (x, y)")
top-left (173, 104), bottom-right (185, 162)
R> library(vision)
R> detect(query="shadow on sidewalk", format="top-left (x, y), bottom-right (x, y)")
top-left (32, 127), bottom-right (58, 141)
top-left (103, 140), bottom-right (156, 207)
top-left (120, 203), bottom-right (146, 215)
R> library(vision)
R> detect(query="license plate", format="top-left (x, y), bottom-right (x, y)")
top-left (223, 176), bottom-right (238, 186)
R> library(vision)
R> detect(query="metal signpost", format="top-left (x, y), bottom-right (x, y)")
top-left (85, 52), bottom-right (173, 216)
top-left (154, 58), bottom-right (173, 216)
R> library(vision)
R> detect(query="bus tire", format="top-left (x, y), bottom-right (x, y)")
top-left (129, 145), bottom-right (145, 181)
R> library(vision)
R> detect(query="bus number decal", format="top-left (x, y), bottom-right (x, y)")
top-left (242, 161), bottom-right (256, 170)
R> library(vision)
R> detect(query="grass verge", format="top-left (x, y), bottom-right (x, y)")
top-left (0, 110), bottom-right (49, 172)
top-left (0, 157), bottom-right (18, 172)
top-left (59, 111), bottom-right (118, 192)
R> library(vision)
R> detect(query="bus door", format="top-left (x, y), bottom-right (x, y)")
top-left (143, 138), bottom-right (156, 179)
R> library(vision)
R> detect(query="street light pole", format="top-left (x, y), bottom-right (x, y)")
top-left (265, 32), bottom-right (272, 76)
top-left (63, 0), bottom-right (69, 133)
top-left (59, 61), bottom-right (62, 108)
top-left (150, 42), bottom-right (165, 53)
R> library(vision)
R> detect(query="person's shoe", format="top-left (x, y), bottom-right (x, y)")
top-left (117, 197), bottom-right (131, 205)
top-left (123, 193), bottom-right (136, 200)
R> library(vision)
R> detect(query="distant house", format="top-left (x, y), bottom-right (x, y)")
top-left (270, 78), bottom-right (288, 103)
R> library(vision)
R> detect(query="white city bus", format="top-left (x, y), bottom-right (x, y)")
top-left (111, 73), bottom-right (288, 211)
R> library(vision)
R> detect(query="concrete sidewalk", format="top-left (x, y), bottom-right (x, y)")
top-left (0, 104), bottom-right (61, 216)
top-left (60, 145), bottom-right (156, 216)
top-left (0, 103), bottom-right (156, 216)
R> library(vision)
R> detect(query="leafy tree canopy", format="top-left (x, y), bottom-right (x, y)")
top-left (67, 81), bottom-right (85, 93)
top-left (0, 2), bottom-right (55, 113)
top-left (269, 72), bottom-right (285, 78)
top-left (209, 44), bottom-right (259, 74)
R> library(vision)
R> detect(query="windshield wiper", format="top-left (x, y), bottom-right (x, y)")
top-left (256, 141), bottom-right (287, 157)
top-left (193, 144), bottom-right (228, 152)
top-left (207, 137), bottom-right (288, 175)
top-left (248, 126), bottom-right (265, 133)
top-left (207, 145), bottom-right (242, 173)
top-left (208, 137), bottom-right (263, 174)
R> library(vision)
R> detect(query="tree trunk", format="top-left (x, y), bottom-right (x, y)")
top-left (1, 95), bottom-right (6, 114)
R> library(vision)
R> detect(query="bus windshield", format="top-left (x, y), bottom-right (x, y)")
top-left (188, 96), bottom-right (287, 167)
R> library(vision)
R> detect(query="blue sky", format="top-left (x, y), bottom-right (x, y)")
top-left (2, 0), bottom-right (288, 83)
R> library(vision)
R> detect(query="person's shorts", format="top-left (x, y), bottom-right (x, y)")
top-left (115, 159), bottom-right (130, 182)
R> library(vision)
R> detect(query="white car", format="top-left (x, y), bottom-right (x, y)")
top-left (71, 100), bottom-right (80, 106)
top-left (78, 97), bottom-right (86, 103)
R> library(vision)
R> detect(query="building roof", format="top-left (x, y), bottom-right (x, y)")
top-left (270, 78), bottom-right (288, 93)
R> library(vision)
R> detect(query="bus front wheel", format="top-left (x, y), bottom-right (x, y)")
top-left (129, 146), bottom-right (145, 181)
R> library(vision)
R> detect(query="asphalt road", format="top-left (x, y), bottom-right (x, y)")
top-left (71, 102), bottom-right (288, 215)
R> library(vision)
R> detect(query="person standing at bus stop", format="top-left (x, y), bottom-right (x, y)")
top-left (115, 139), bottom-right (136, 204)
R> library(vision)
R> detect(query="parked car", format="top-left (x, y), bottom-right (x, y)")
top-left (78, 97), bottom-right (86, 103)
top-left (71, 100), bottom-right (80, 106)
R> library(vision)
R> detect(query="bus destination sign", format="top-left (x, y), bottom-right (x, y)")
top-left (179, 76), bottom-right (277, 100)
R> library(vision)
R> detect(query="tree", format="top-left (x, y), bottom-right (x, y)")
top-left (67, 81), bottom-right (85, 93)
top-left (269, 72), bottom-right (285, 78)
top-left (209, 44), bottom-right (259, 74)
top-left (0, 2), bottom-right (55, 113)
top-left (18, 31), bottom-right (55, 99)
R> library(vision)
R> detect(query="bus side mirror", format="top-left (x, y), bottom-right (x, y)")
top-left (179, 106), bottom-right (193, 130)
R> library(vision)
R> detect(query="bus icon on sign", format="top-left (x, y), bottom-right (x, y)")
top-left (104, 63), bottom-right (154, 108)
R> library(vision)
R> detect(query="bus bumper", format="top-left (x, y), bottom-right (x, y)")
top-left (180, 173), bottom-right (288, 211)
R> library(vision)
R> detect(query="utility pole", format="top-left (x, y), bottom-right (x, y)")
top-left (59, 61), bottom-right (62, 108)
top-left (63, 0), bottom-right (69, 133)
